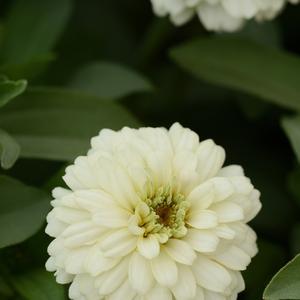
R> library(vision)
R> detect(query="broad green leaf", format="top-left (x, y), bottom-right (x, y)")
top-left (0, 0), bottom-right (72, 64)
top-left (0, 128), bottom-right (20, 169)
top-left (69, 61), bottom-right (153, 99)
top-left (0, 78), bottom-right (27, 108)
top-left (170, 37), bottom-right (300, 111)
top-left (282, 116), bottom-right (300, 163)
top-left (0, 176), bottom-right (50, 248)
top-left (264, 254), bottom-right (300, 299)
top-left (0, 87), bottom-right (140, 161)
top-left (11, 269), bottom-right (64, 300)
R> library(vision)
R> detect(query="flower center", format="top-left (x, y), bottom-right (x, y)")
top-left (140, 186), bottom-right (189, 240)
top-left (155, 206), bottom-right (173, 226)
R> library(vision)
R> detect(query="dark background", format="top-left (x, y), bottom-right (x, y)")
top-left (0, 1), bottom-right (300, 299)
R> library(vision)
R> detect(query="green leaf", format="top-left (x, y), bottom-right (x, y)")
top-left (69, 61), bottom-right (153, 99)
top-left (0, 128), bottom-right (20, 169)
top-left (264, 254), bottom-right (300, 299)
top-left (0, 176), bottom-right (50, 249)
top-left (11, 269), bottom-right (64, 300)
top-left (282, 116), bottom-right (300, 163)
top-left (0, 87), bottom-right (140, 161)
top-left (170, 37), bottom-right (300, 111)
top-left (0, 78), bottom-right (27, 108)
top-left (0, 0), bottom-right (72, 64)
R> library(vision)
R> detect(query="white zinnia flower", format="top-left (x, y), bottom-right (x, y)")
top-left (46, 123), bottom-right (261, 300)
top-left (150, 0), bottom-right (299, 32)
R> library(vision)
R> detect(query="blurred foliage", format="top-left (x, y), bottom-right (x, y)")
top-left (0, 0), bottom-right (299, 299)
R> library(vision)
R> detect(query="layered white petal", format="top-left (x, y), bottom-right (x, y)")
top-left (46, 123), bottom-right (261, 300)
top-left (149, 0), bottom-right (298, 32)
top-left (151, 251), bottom-right (178, 287)
top-left (192, 255), bottom-right (232, 293)
top-left (129, 252), bottom-right (154, 294)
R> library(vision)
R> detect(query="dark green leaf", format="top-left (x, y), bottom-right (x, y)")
top-left (0, 0), bottom-right (72, 64)
top-left (288, 167), bottom-right (300, 207)
top-left (291, 224), bottom-right (300, 256)
top-left (282, 116), bottom-right (300, 163)
top-left (170, 37), bottom-right (300, 111)
top-left (0, 78), bottom-right (27, 108)
top-left (0, 176), bottom-right (50, 249)
top-left (43, 165), bottom-right (67, 192)
top-left (244, 240), bottom-right (287, 300)
top-left (224, 20), bottom-right (281, 48)
top-left (263, 254), bottom-right (300, 299)
top-left (0, 54), bottom-right (55, 80)
top-left (0, 276), bottom-right (13, 298)
top-left (0, 128), bottom-right (20, 169)
top-left (0, 87), bottom-right (140, 161)
top-left (11, 269), bottom-right (64, 300)
top-left (69, 61), bottom-right (153, 99)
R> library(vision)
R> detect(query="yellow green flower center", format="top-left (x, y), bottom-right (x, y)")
top-left (141, 186), bottom-right (189, 239)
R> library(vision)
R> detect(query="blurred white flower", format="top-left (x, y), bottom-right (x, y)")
top-left (46, 123), bottom-right (261, 300)
top-left (150, 0), bottom-right (299, 32)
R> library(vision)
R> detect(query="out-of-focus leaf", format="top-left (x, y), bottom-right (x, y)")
top-left (237, 94), bottom-right (270, 120)
top-left (0, 87), bottom-right (140, 161)
top-left (291, 224), bottom-right (300, 256)
top-left (11, 269), bottom-right (64, 300)
top-left (0, 0), bottom-right (72, 64)
top-left (0, 54), bottom-right (55, 80)
top-left (0, 78), bottom-right (27, 108)
top-left (138, 19), bottom-right (175, 66)
top-left (69, 61), bottom-right (153, 99)
top-left (43, 165), bottom-right (67, 192)
top-left (0, 0), bottom-right (72, 79)
top-left (282, 116), bottom-right (300, 163)
top-left (244, 240), bottom-right (286, 300)
top-left (0, 276), bottom-right (13, 298)
top-left (288, 167), bottom-right (300, 207)
top-left (0, 128), bottom-right (20, 169)
top-left (263, 254), bottom-right (300, 299)
top-left (225, 20), bottom-right (281, 48)
top-left (170, 37), bottom-right (300, 111)
top-left (0, 176), bottom-right (50, 249)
